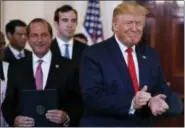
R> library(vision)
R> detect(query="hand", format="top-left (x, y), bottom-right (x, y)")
top-left (45, 110), bottom-right (68, 124)
top-left (148, 94), bottom-right (169, 116)
top-left (133, 85), bottom-right (151, 110)
top-left (14, 115), bottom-right (35, 127)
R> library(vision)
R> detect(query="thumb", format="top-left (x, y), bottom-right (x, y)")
top-left (157, 94), bottom-right (166, 100)
top-left (140, 85), bottom-right (147, 92)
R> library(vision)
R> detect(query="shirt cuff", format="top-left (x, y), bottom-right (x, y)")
top-left (63, 114), bottom-right (70, 127)
top-left (129, 99), bottom-right (136, 115)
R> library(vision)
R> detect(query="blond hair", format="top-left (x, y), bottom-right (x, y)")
top-left (112, 2), bottom-right (149, 31)
top-left (113, 2), bottom-right (149, 19)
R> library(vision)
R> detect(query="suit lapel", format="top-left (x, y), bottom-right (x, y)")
top-left (51, 39), bottom-right (62, 56)
top-left (24, 55), bottom-right (36, 89)
top-left (45, 55), bottom-right (60, 89)
top-left (72, 40), bottom-right (80, 60)
top-left (135, 44), bottom-right (149, 90)
top-left (5, 46), bottom-right (17, 61)
top-left (106, 36), bottom-right (135, 95)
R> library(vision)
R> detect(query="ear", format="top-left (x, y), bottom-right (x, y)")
top-left (112, 21), bottom-right (118, 32)
top-left (53, 21), bottom-right (59, 30)
top-left (6, 32), bottom-right (12, 40)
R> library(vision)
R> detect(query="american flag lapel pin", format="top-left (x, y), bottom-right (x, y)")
top-left (142, 55), bottom-right (146, 59)
top-left (55, 64), bottom-right (59, 68)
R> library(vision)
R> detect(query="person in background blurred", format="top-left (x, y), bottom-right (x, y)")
top-left (0, 31), bottom-right (9, 127)
top-left (4, 19), bottom-right (31, 63)
top-left (51, 5), bottom-right (87, 126)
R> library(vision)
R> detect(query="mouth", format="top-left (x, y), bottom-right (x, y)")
top-left (67, 30), bottom-right (74, 33)
top-left (35, 44), bottom-right (44, 47)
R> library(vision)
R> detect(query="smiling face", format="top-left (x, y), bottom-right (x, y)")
top-left (113, 13), bottom-right (145, 47)
top-left (28, 22), bottom-right (52, 58)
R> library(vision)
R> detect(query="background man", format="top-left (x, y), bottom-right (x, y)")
top-left (50, 5), bottom-right (87, 126)
top-left (4, 19), bottom-right (31, 63)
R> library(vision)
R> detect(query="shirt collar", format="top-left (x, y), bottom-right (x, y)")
top-left (56, 37), bottom-right (73, 46)
top-left (9, 45), bottom-right (24, 57)
top-left (114, 34), bottom-right (136, 53)
top-left (32, 50), bottom-right (52, 65)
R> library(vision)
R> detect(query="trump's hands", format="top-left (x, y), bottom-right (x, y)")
top-left (46, 110), bottom-right (68, 124)
top-left (148, 94), bottom-right (169, 116)
top-left (133, 85), bottom-right (151, 110)
top-left (14, 115), bottom-right (35, 127)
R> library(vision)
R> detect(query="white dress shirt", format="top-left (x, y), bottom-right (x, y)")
top-left (9, 45), bottom-right (25, 59)
top-left (32, 50), bottom-right (51, 89)
top-left (56, 37), bottom-right (74, 59)
top-left (115, 35), bottom-right (139, 114)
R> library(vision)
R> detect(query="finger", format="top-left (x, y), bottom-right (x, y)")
top-left (140, 85), bottom-right (147, 92)
top-left (46, 112), bottom-right (62, 118)
top-left (152, 111), bottom-right (157, 116)
top-left (160, 100), bottom-right (169, 110)
top-left (139, 101), bottom-right (148, 106)
top-left (137, 96), bottom-right (151, 103)
top-left (156, 111), bottom-right (163, 115)
top-left (47, 110), bottom-right (61, 114)
top-left (138, 91), bottom-right (151, 99)
top-left (158, 94), bottom-right (167, 100)
top-left (26, 120), bottom-right (35, 125)
top-left (46, 115), bottom-right (62, 124)
top-left (23, 117), bottom-right (34, 122)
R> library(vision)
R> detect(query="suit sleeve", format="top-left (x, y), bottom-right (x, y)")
top-left (61, 62), bottom-right (84, 126)
top-left (150, 51), bottom-right (171, 99)
top-left (2, 63), bottom-right (18, 126)
top-left (79, 49), bottom-right (133, 117)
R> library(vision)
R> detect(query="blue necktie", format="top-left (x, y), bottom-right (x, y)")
top-left (64, 44), bottom-right (70, 59)
top-left (17, 52), bottom-right (24, 59)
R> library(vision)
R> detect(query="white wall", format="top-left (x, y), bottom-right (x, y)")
top-left (1, 1), bottom-right (122, 49)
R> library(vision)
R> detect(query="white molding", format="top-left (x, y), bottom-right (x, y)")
top-left (0, 1), bottom-right (4, 31)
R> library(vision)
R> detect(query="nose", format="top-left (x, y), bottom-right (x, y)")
top-left (67, 21), bottom-right (73, 28)
top-left (38, 36), bottom-right (42, 43)
top-left (131, 23), bottom-right (137, 31)
top-left (21, 34), bottom-right (27, 40)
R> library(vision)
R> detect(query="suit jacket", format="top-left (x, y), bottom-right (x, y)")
top-left (2, 53), bottom-right (82, 127)
top-left (79, 36), bottom-right (171, 127)
top-left (50, 38), bottom-right (88, 68)
top-left (50, 38), bottom-right (87, 126)
top-left (3, 46), bottom-right (32, 63)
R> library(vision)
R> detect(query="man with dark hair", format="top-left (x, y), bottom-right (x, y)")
top-left (2, 18), bottom-right (81, 127)
top-left (4, 19), bottom-right (31, 63)
top-left (51, 5), bottom-right (87, 66)
top-left (74, 33), bottom-right (88, 44)
top-left (50, 5), bottom-right (87, 126)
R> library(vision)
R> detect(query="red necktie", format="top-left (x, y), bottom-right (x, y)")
top-left (126, 48), bottom-right (139, 93)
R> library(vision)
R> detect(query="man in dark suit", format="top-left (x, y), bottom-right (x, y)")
top-left (51, 5), bottom-right (87, 68)
top-left (2, 18), bottom-right (81, 127)
top-left (50, 5), bottom-right (87, 126)
top-left (80, 2), bottom-right (171, 127)
top-left (4, 19), bottom-right (31, 63)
